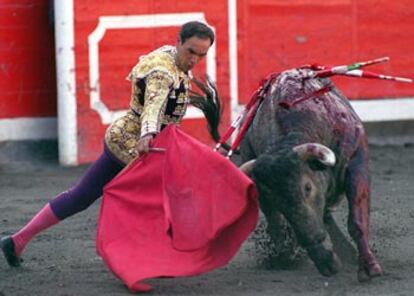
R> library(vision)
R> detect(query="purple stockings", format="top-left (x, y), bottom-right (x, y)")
top-left (49, 146), bottom-right (125, 220)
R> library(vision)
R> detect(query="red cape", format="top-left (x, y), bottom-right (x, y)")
top-left (96, 125), bottom-right (258, 292)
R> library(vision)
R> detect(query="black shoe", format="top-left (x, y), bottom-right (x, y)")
top-left (0, 235), bottom-right (22, 267)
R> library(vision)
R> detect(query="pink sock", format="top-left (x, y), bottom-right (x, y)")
top-left (12, 203), bottom-right (60, 257)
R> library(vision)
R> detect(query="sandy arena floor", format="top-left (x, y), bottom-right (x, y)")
top-left (1, 143), bottom-right (414, 295)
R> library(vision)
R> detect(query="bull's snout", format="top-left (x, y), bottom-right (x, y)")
top-left (306, 238), bottom-right (342, 276)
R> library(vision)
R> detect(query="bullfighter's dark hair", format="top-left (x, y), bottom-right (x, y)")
top-left (179, 21), bottom-right (215, 45)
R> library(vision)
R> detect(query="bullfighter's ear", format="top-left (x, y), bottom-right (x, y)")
top-left (293, 143), bottom-right (336, 167)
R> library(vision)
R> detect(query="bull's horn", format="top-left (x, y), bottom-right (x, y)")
top-left (293, 143), bottom-right (336, 166)
top-left (239, 159), bottom-right (256, 176)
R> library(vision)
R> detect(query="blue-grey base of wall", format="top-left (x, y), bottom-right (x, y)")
top-left (365, 120), bottom-right (414, 146)
top-left (0, 140), bottom-right (58, 168)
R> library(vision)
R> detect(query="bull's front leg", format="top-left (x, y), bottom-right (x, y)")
top-left (345, 146), bottom-right (383, 282)
top-left (324, 212), bottom-right (357, 265)
top-left (257, 191), bottom-right (300, 266)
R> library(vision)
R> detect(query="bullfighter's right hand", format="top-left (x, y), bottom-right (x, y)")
top-left (137, 134), bottom-right (154, 154)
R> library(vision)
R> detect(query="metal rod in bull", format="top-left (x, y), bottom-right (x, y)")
top-left (215, 72), bottom-right (280, 152)
top-left (313, 56), bottom-right (389, 78)
top-left (213, 108), bottom-right (247, 151)
top-left (340, 69), bottom-right (412, 83)
top-left (214, 84), bottom-right (264, 151)
top-left (302, 56), bottom-right (389, 72)
top-left (226, 99), bottom-right (262, 158)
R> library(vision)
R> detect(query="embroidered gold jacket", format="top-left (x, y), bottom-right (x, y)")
top-left (105, 46), bottom-right (191, 164)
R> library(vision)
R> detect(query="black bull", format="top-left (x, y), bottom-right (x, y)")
top-left (192, 69), bottom-right (383, 281)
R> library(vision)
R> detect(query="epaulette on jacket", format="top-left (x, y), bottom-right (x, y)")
top-left (127, 48), bottom-right (181, 89)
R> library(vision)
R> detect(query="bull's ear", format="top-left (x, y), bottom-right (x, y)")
top-left (293, 143), bottom-right (336, 167)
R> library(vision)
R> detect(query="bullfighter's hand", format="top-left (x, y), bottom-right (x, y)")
top-left (137, 134), bottom-right (154, 154)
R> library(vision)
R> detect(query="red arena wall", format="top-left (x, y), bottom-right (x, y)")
top-left (237, 0), bottom-right (414, 104)
top-left (1, 0), bottom-right (414, 164)
top-left (0, 0), bottom-right (56, 119)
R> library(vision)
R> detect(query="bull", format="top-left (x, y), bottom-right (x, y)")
top-left (191, 68), bottom-right (383, 281)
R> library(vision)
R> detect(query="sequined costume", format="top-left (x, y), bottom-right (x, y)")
top-left (1, 21), bottom-right (218, 278)
top-left (50, 46), bottom-right (192, 220)
top-left (105, 45), bottom-right (191, 164)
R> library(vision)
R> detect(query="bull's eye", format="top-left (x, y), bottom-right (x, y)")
top-left (304, 182), bottom-right (312, 197)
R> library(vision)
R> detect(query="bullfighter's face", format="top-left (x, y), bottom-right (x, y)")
top-left (175, 36), bottom-right (211, 72)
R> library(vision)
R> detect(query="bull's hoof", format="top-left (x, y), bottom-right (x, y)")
top-left (357, 257), bottom-right (383, 282)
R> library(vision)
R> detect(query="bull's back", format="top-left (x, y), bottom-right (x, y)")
top-left (246, 68), bottom-right (366, 161)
